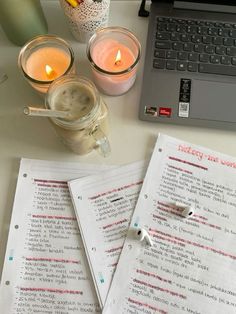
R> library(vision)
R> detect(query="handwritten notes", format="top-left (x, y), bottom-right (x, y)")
top-left (68, 161), bottom-right (148, 307)
top-left (103, 134), bottom-right (236, 314)
top-left (0, 159), bottom-right (113, 314)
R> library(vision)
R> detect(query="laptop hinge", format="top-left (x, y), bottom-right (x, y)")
top-left (174, 1), bottom-right (236, 13)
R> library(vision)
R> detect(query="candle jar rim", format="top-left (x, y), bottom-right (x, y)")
top-left (87, 26), bottom-right (141, 76)
top-left (18, 34), bottom-right (75, 85)
top-left (45, 74), bottom-right (101, 130)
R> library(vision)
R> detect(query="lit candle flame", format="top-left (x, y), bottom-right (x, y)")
top-left (115, 50), bottom-right (122, 66)
top-left (45, 65), bottom-right (56, 79)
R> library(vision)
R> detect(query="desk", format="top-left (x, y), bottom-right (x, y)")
top-left (0, 0), bottom-right (235, 278)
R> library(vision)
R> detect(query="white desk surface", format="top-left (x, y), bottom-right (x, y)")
top-left (0, 0), bottom-right (236, 278)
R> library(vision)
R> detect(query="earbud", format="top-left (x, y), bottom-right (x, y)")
top-left (181, 206), bottom-right (194, 218)
top-left (175, 202), bottom-right (194, 218)
top-left (135, 228), bottom-right (153, 246)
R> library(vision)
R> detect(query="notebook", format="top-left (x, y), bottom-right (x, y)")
top-left (139, 0), bottom-right (236, 130)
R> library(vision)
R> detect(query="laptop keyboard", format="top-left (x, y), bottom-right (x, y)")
top-left (154, 17), bottom-right (236, 76)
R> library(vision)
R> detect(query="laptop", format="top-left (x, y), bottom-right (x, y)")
top-left (139, 0), bottom-right (236, 130)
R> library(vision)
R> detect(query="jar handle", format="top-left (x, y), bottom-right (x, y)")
top-left (91, 125), bottom-right (111, 157)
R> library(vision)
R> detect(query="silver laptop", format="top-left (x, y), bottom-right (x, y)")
top-left (139, 0), bottom-right (236, 130)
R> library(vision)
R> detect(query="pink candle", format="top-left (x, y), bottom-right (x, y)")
top-left (87, 27), bottom-right (141, 96)
top-left (18, 35), bottom-right (75, 95)
top-left (92, 40), bottom-right (135, 72)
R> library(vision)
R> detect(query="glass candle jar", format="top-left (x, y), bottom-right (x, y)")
top-left (0, 0), bottom-right (48, 46)
top-left (18, 35), bottom-right (75, 95)
top-left (87, 27), bottom-right (141, 96)
top-left (45, 75), bottom-right (111, 157)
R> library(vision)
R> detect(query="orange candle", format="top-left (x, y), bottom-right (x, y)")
top-left (26, 47), bottom-right (70, 82)
top-left (18, 35), bottom-right (75, 95)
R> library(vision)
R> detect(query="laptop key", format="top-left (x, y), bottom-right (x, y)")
top-left (155, 41), bottom-right (171, 49)
top-left (188, 52), bottom-right (198, 62)
top-left (223, 38), bottom-right (234, 46)
top-left (196, 20), bottom-right (205, 26)
top-left (215, 46), bottom-right (226, 55)
top-left (191, 35), bottom-right (202, 43)
top-left (208, 27), bottom-right (218, 36)
top-left (197, 26), bottom-right (208, 35)
top-left (178, 51), bottom-right (188, 60)
top-left (166, 60), bottom-right (177, 70)
top-left (166, 51), bottom-right (177, 59)
top-left (156, 32), bottom-right (170, 40)
top-left (156, 23), bottom-right (167, 32)
top-left (205, 45), bottom-right (215, 54)
top-left (202, 36), bottom-right (212, 44)
top-left (213, 37), bottom-right (223, 45)
top-left (176, 25), bottom-right (186, 33)
top-left (188, 62), bottom-right (198, 72)
top-left (187, 26), bottom-right (197, 34)
top-left (229, 29), bottom-right (236, 38)
top-left (199, 53), bottom-right (210, 63)
top-left (166, 24), bottom-right (176, 32)
top-left (170, 32), bottom-right (180, 41)
top-left (194, 44), bottom-right (204, 53)
top-left (153, 59), bottom-right (166, 69)
top-left (221, 56), bottom-right (231, 65)
top-left (226, 47), bottom-right (236, 56)
top-left (154, 49), bottom-right (166, 58)
top-left (183, 42), bottom-right (193, 51)
top-left (177, 19), bottom-right (186, 24)
top-left (180, 34), bottom-right (191, 42)
top-left (164, 17), bottom-right (172, 23)
top-left (177, 61), bottom-right (187, 71)
top-left (210, 55), bottom-right (220, 64)
top-left (173, 42), bottom-right (183, 50)
top-left (214, 22), bottom-right (223, 27)
top-left (187, 20), bottom-right (196, 25)
top-left (199, 63), bottom-right (236, 76)
top-left (232, 57), bottom-right (236, 65)
top-left (218, 28), bottom-right (229, 37)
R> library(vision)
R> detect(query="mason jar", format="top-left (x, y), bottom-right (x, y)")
top-left (45, 75), bottom-right (110, 157)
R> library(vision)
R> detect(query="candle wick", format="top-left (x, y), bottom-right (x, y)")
top-left (115, 60), bottom-right (121, 66)
top-left (47, 69), bottom-right (57, 80)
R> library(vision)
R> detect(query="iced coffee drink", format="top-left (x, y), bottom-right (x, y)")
top-left (45, 75), bottom-right (110, 156)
